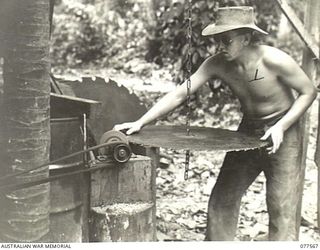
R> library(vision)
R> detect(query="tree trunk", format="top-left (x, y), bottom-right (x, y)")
top-left (0, 0), bottom-right (51, 242)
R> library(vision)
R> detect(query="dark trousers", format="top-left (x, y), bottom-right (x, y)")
top-left (206, 114), bottom-right (303, 241)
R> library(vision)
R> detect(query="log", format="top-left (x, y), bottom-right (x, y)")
top-left (90, 155), bottom-right (155, 206)
top-left (90, 154), bottom-right (156, 241)
top-left (90, 202), bottom-right (154, 242)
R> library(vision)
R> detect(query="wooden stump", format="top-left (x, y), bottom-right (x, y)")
top-left (90, 154), bottom-right (156, 241)
top-left (91, 155), bottom-right (154, 206)
top-left (90, 202), bottom-right (154, 242)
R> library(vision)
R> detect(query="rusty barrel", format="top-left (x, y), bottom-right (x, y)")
top-left (49, 117), bottom-right (85, 242)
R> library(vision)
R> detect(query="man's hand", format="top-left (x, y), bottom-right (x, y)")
top-left (113, 120), bottom-right (143, 135)
top-left (260, 124), bottom-right (285, 154)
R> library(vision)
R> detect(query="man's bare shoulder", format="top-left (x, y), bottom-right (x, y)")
top-left (204, 53), bottom-right (227, 65)
top-left (201, 53), bottom-right (227, 74)
top-left (260, 45), bottom-right (297, 72)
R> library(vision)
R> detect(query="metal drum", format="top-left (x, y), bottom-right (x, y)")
top-left (49, 117), bottom-right (85, 242)
top-left (50, 117), bottom-right (83, 164)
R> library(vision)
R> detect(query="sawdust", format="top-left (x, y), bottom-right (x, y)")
top-left (93, 202), bottom-right (154, 216)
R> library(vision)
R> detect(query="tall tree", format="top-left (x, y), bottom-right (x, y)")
top-left (0, 0), bottom-right (51, 242)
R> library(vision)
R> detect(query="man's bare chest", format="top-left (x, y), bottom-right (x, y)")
top-left (222, 65), bottom-right (281, 101)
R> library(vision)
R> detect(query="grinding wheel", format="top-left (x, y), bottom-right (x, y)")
top-left (99, 130), bottom-right (131, 163)
top-left (128, 125), bottom-right (270, 152)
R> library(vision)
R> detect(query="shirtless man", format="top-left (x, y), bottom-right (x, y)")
top-left (114, 6), bottom-right (317, 240)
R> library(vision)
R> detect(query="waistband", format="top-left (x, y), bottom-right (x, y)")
top-left (241, 109), bottom-right (289, 129)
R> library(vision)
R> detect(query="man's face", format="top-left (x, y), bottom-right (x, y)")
top-left (213, 30), bottom-right (247, 60)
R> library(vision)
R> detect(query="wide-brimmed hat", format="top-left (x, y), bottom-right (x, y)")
top-left (202, 6), bottom-right (268, 36)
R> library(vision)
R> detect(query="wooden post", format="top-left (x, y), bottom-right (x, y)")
top-left (274, 0), bottom-right (319, 59)
top-left (315, 1), bottom-right (320, 230)
top-left (296, 0), bottom-right (319, 239)
top-left (317, 102), bottom-right (320, 228)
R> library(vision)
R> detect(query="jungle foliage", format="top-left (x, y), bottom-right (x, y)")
top-left (51, 1), bottom-right (279, 71)
top-left (51, 0), bottom-right (304, 85)
top-left (51, 0), bottom-right (150, 68)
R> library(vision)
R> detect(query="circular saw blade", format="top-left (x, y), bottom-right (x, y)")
top-left (54, 77), bottom-right (147, 143)
top-left (128, 125), bottom-right (269, 152)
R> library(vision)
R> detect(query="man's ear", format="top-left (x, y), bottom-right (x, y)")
top-left (243, 33), bottom-right (251, 46)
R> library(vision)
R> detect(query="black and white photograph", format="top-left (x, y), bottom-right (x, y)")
top-left (0, 0), bottom-right (319, 248)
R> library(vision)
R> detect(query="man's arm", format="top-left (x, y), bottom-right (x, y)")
top-left (114, 57), bottom-right (216, 134)
top-left (261, 48), bottom-right (317, 153)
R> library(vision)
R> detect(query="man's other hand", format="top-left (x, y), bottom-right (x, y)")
top-left (260, 124), bottom-right (285, 154)
top-left (113, 120), bottom-right (143, 135)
